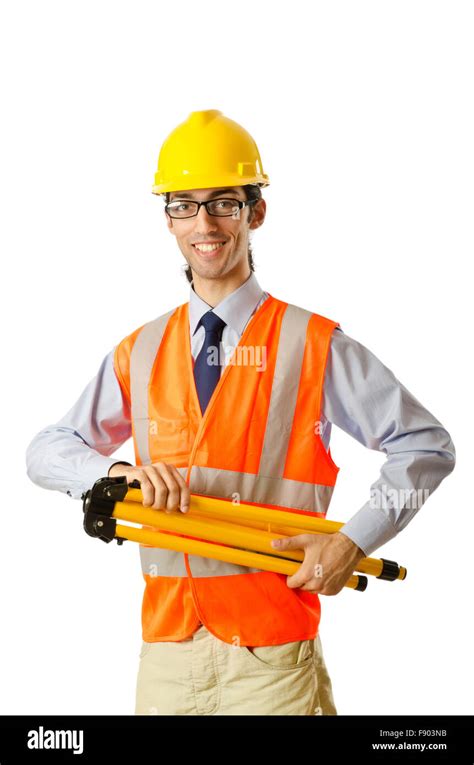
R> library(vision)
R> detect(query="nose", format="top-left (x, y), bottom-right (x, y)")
top-left (193, 203), bottom-right (219, 233)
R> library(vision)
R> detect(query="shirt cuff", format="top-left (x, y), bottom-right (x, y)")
top-left (337, 503), bottom-right (399, 557)
top-left (67, 455), bottom-right (132, 500)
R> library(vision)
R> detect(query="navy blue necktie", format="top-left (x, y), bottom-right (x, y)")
top-left (193, 310), bottom-right (227, 414)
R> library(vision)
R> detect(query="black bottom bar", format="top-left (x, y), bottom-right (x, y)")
top-left (0, 714), bottom-right (472, 762)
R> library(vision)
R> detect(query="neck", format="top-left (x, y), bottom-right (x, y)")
top-left (191, 264), bottom-right (251, 307)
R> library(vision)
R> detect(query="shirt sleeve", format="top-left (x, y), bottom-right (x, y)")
top-left (321, 327), bottom-right (456, 557)
top-left (25, 349), bottom-right (132, 501)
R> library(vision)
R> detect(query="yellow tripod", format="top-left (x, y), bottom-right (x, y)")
top-left (83, 477), bottom-right (408, 593)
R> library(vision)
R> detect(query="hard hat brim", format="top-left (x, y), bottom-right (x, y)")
top-left (152, 174), bottom-right (270, 195)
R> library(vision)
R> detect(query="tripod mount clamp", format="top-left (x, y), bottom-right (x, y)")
top-left (82, 476), bottom-right (141, 545)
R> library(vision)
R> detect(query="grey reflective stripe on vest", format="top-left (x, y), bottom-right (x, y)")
top-left (140, 545), bottom-right (262, 578)
top-left (188, 465), bottom-right (334, 514)
top-left (131, 303), bottom-right (333, 579)
top-left (140, 546), bottom-right (189, 577)
top-left (259, 304), bottom-right (312, 476)
top-left (130, 309), bottom-right (175, 465)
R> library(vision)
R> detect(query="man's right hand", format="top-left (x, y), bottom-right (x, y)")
top-left (107, 462), bottom-right (190, 514)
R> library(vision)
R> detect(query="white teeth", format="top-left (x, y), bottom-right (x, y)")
top-left (193, 242), bottom-right (225, 252)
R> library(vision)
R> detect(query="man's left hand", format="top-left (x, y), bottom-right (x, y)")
top-left (271, 531), bottom-right (366, 596)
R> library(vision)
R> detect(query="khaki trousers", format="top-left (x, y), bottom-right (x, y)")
top-left (135, 624), bottom-right (337, 715)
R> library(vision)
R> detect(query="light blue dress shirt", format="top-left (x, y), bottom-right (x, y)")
top-left (25, 272), bottom-right (456, 557)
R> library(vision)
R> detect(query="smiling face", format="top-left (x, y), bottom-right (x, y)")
top-left (165, 185), bottom-right (266, 284)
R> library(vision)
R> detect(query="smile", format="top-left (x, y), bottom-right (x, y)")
top-left (192, 242), bottom-right (226, 253)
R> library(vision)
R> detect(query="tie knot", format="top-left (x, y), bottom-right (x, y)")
top-left (199, 310), bottom-right (227, 337)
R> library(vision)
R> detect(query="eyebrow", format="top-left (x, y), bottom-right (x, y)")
top-left (170, 188), bottom-right (241, 201)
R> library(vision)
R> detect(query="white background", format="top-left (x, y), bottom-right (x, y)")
top-left (1, 0), bottom-right (472, 715)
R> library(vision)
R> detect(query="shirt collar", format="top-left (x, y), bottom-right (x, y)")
top-left (189, 272), bottom-right (266, 337)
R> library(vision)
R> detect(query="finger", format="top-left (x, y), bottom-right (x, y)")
top-left (286, 559), bottom-right (319, 589)
top-left (139, 466), bottom-right (167, 510)
top-left (168, 465), bottom-right (190, 513)
top-left (301, 568), bottom-right (346, 596)
top-left (151, 462), bottom-right (181, 512)
top-left (271, 534), bottom-right (310, 551)
top-left (297, 572), bottom-right (325, 593)
top-left (135, 471), bottom-right (155, 507)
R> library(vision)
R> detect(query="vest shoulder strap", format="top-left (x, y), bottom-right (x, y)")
top-left (113, 305), bottom-right (183, 404)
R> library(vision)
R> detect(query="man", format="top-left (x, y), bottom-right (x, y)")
top-left (26, 109), bottom-right (456, 716)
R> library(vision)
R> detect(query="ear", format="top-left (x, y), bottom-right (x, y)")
top-left (248, 198), bottom-right (266, 231)
top-left (165, 209), bottom-right (175, 234)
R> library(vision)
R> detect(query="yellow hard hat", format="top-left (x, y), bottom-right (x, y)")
top-left (152, 109), bottom-right (270, 194)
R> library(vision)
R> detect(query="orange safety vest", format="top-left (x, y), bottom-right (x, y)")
top-left (113, 293), bottom-right (340, 646)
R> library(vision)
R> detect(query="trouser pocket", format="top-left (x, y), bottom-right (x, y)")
top-left (243, 638), bottom-right (314, 670)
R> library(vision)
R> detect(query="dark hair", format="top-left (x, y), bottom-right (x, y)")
top-left (164, 184), bottom-right (263, 284)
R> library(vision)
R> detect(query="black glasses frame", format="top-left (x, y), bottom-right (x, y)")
top-left (164, 197), bottom-right (259, 219)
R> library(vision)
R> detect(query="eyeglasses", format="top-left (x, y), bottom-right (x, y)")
top-left (165, 197), bottom-right (258, 220)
